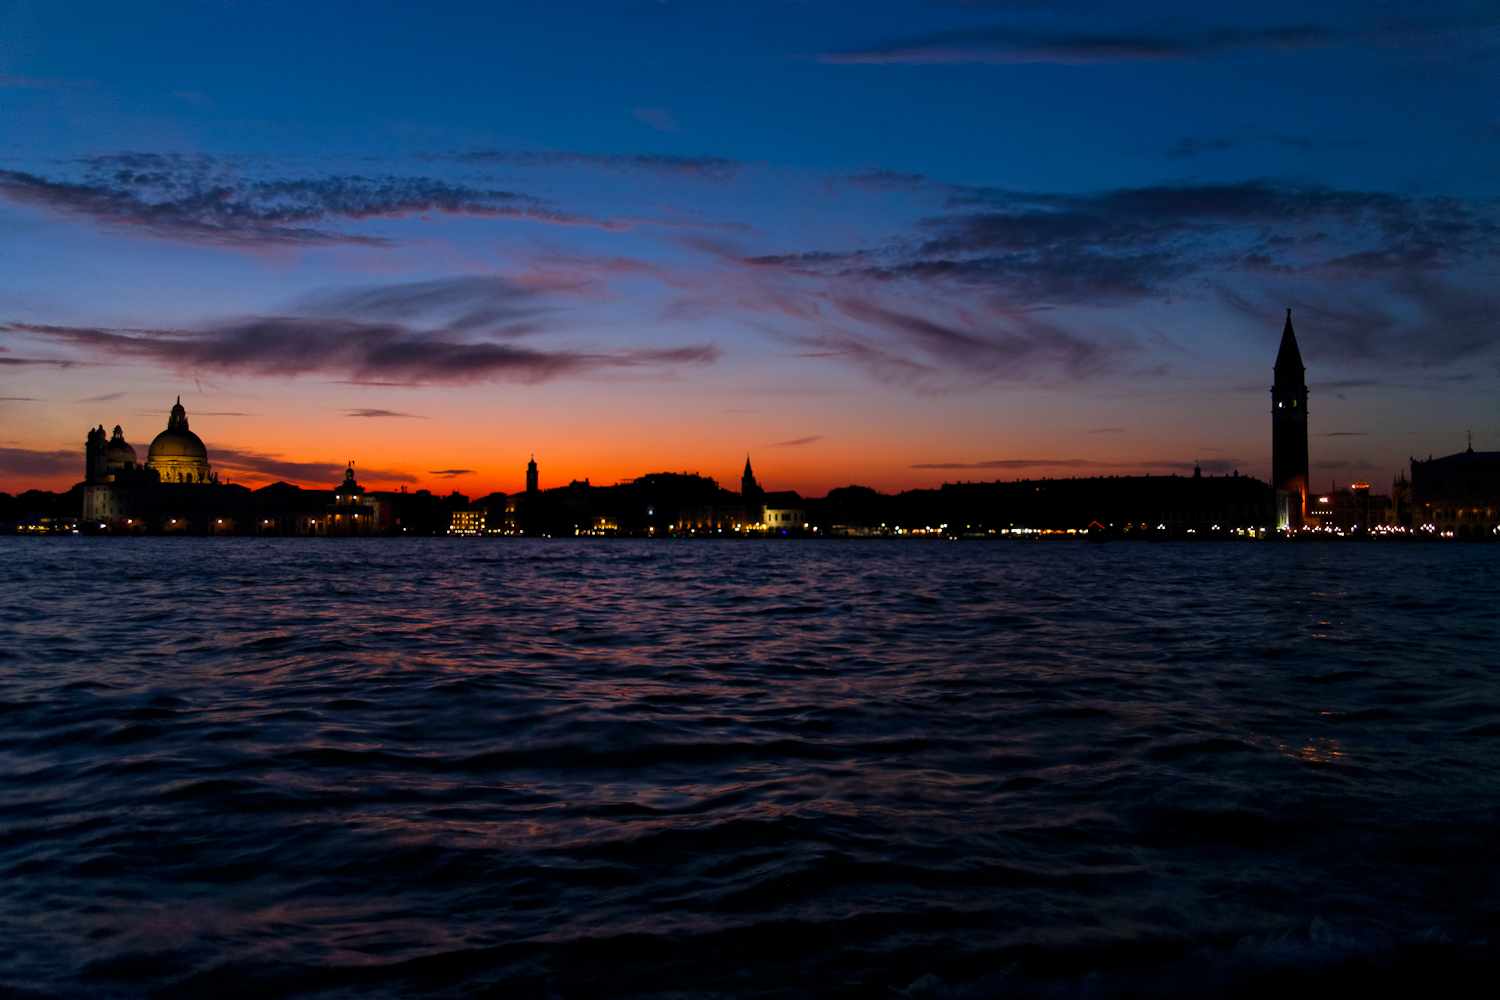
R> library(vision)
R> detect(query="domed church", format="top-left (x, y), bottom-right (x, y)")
top-left (146, 397), bottom-right (213, 484)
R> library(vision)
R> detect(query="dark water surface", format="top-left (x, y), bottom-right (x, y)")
top-left (3, 539), bottom-right (1499, 999)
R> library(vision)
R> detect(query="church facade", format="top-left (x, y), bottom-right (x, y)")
top-left (83, 398), bottom-right (225, 527)
top-left (76, 399), bottom-right (469, 535)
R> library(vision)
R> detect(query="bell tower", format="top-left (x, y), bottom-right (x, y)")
top-left (1271, 309), bottom-right (1309, 528)
top-left (741, 456), bottom-right (762, 500)
top-left (526, 455), bottom-right (538, 495)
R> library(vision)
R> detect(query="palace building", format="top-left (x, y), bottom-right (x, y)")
top-left (1410, 442), bottom-right (1500, 540)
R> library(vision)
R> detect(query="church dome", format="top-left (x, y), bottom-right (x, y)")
top-left (105, 425), bottom-right (137, 467)
top-left (148, 399), bottom-right (208, 460)
top-left (149, 426), bottom-right (208, 459)
top-left (145, 397), bottom-right (213, 483)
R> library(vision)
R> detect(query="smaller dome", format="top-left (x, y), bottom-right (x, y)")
top-left (105, 425), bottom-right (137, 466)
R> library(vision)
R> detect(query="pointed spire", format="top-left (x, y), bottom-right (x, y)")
top-left (743, 455), bottom-right (754, 477)
top-left (1274, 308), bottom-right (1305, 381)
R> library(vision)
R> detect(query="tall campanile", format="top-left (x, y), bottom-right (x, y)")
top-left (1271, 309), bottom-right (1309, 528)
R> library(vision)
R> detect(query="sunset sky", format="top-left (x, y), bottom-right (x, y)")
top-left (3, 0), bottom-right (1498, 498)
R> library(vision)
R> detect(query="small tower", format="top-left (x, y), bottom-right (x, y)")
top-left (741, 456), bottom-right (762, 499)
top-left (526, 455), bottom-right (538, 495)
top-left (1271, 309), bottom-right (1310, 528)
top-left (85, 425), bottom-right (108, 483)
top-left (335, 462), bottom-right (362, 505)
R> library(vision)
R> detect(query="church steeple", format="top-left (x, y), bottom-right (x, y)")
top-left (741, 455), bottom-right (762, 499)
top-left (1274, 309), bottom-right (1305, 383)
top-left (1271, 309), bottom-right (1310, 528)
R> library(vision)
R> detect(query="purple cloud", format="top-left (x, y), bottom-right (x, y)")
top-left (0, 447), bottom-right (78, 478)
top-left (0, 154), bottom-right (624, 247)
top-left (632, 107), bottom-right (682, 133)
top-left (449, 149), bottom-right (740, 179)
top-left (211, 448), bottom-right (417, 485)
top-left (5, 319), bottom-right (719, 386)
top-left (820, 22), bottom-right (1336, 65)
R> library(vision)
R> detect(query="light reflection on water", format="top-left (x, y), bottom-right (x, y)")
top-left (1, 538), bottom-right (1498, 998)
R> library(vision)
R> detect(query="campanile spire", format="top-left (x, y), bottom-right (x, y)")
top-left (1271, 310), bottom-right (1309, 528)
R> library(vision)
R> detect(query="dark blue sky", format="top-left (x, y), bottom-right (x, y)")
top-left (2, 0), bottom-right (1497, 494)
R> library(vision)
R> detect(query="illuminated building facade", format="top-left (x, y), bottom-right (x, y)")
top-left (319, 465), bottom-right (375, 536)
top-left (449, 509), bottom-right (485, 535)
top-left (1305, 479), bottom-right (1395, 533)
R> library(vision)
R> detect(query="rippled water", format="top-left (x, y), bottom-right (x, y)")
top-left (2, 538), bottom-right (1498, 999)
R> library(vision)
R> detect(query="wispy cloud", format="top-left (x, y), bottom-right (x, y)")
top-left (913, 458), bottom-right (1126, 469)
top-left (5, 319), bottom-right (720, 386)
top-left (0, 344), bottom-right (75, 368)
top-left (0, 74), bottom-right (93, 89)
top-left (913, 457), bottom-right (1248, 473)
top-left (346, 409), bottom-right (424, 418)
top-left (740, 179), bottom-right (1500, 374)
top-left (448, 149), bottom-right (741, 179)
top-left (632, 107), bottom-right (681, 133)
top-left (1165, 137), bottom-right (1237, 159)
top-left (767, 436), bottom-right (822, 447)
top-left (428, 469), bottom-right (474, 478)
top-left (0, 447), bottom-right (77, 478)
top-left (172, 90), bottom-right (212, 108)
top-left (211, 448), bottom-right (418, 485)
top-left (820, 21), bottom-right (1336, 65)
top-left (0, 153), bottom-right (624, 247)
top-left (295, 276), bottom-right (549, 335)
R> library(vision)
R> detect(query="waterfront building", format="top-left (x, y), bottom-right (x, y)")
top-left (1306, 479), bottom-right (1395, 533)
top-left (81, 399), bottom-right (238, 532)
top-left (930, 470), bottom-right (1274, 538)
top-left (320, 465), bottom-right (375, 536)
top-left (677, 506), bottom-right (749, 531)
top-left (449, 508), bottom-right (485, 535)
top-left (761, 505), bottom-right (807, 532)
top-left (1410, 442), bottom-right (1500, 540)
